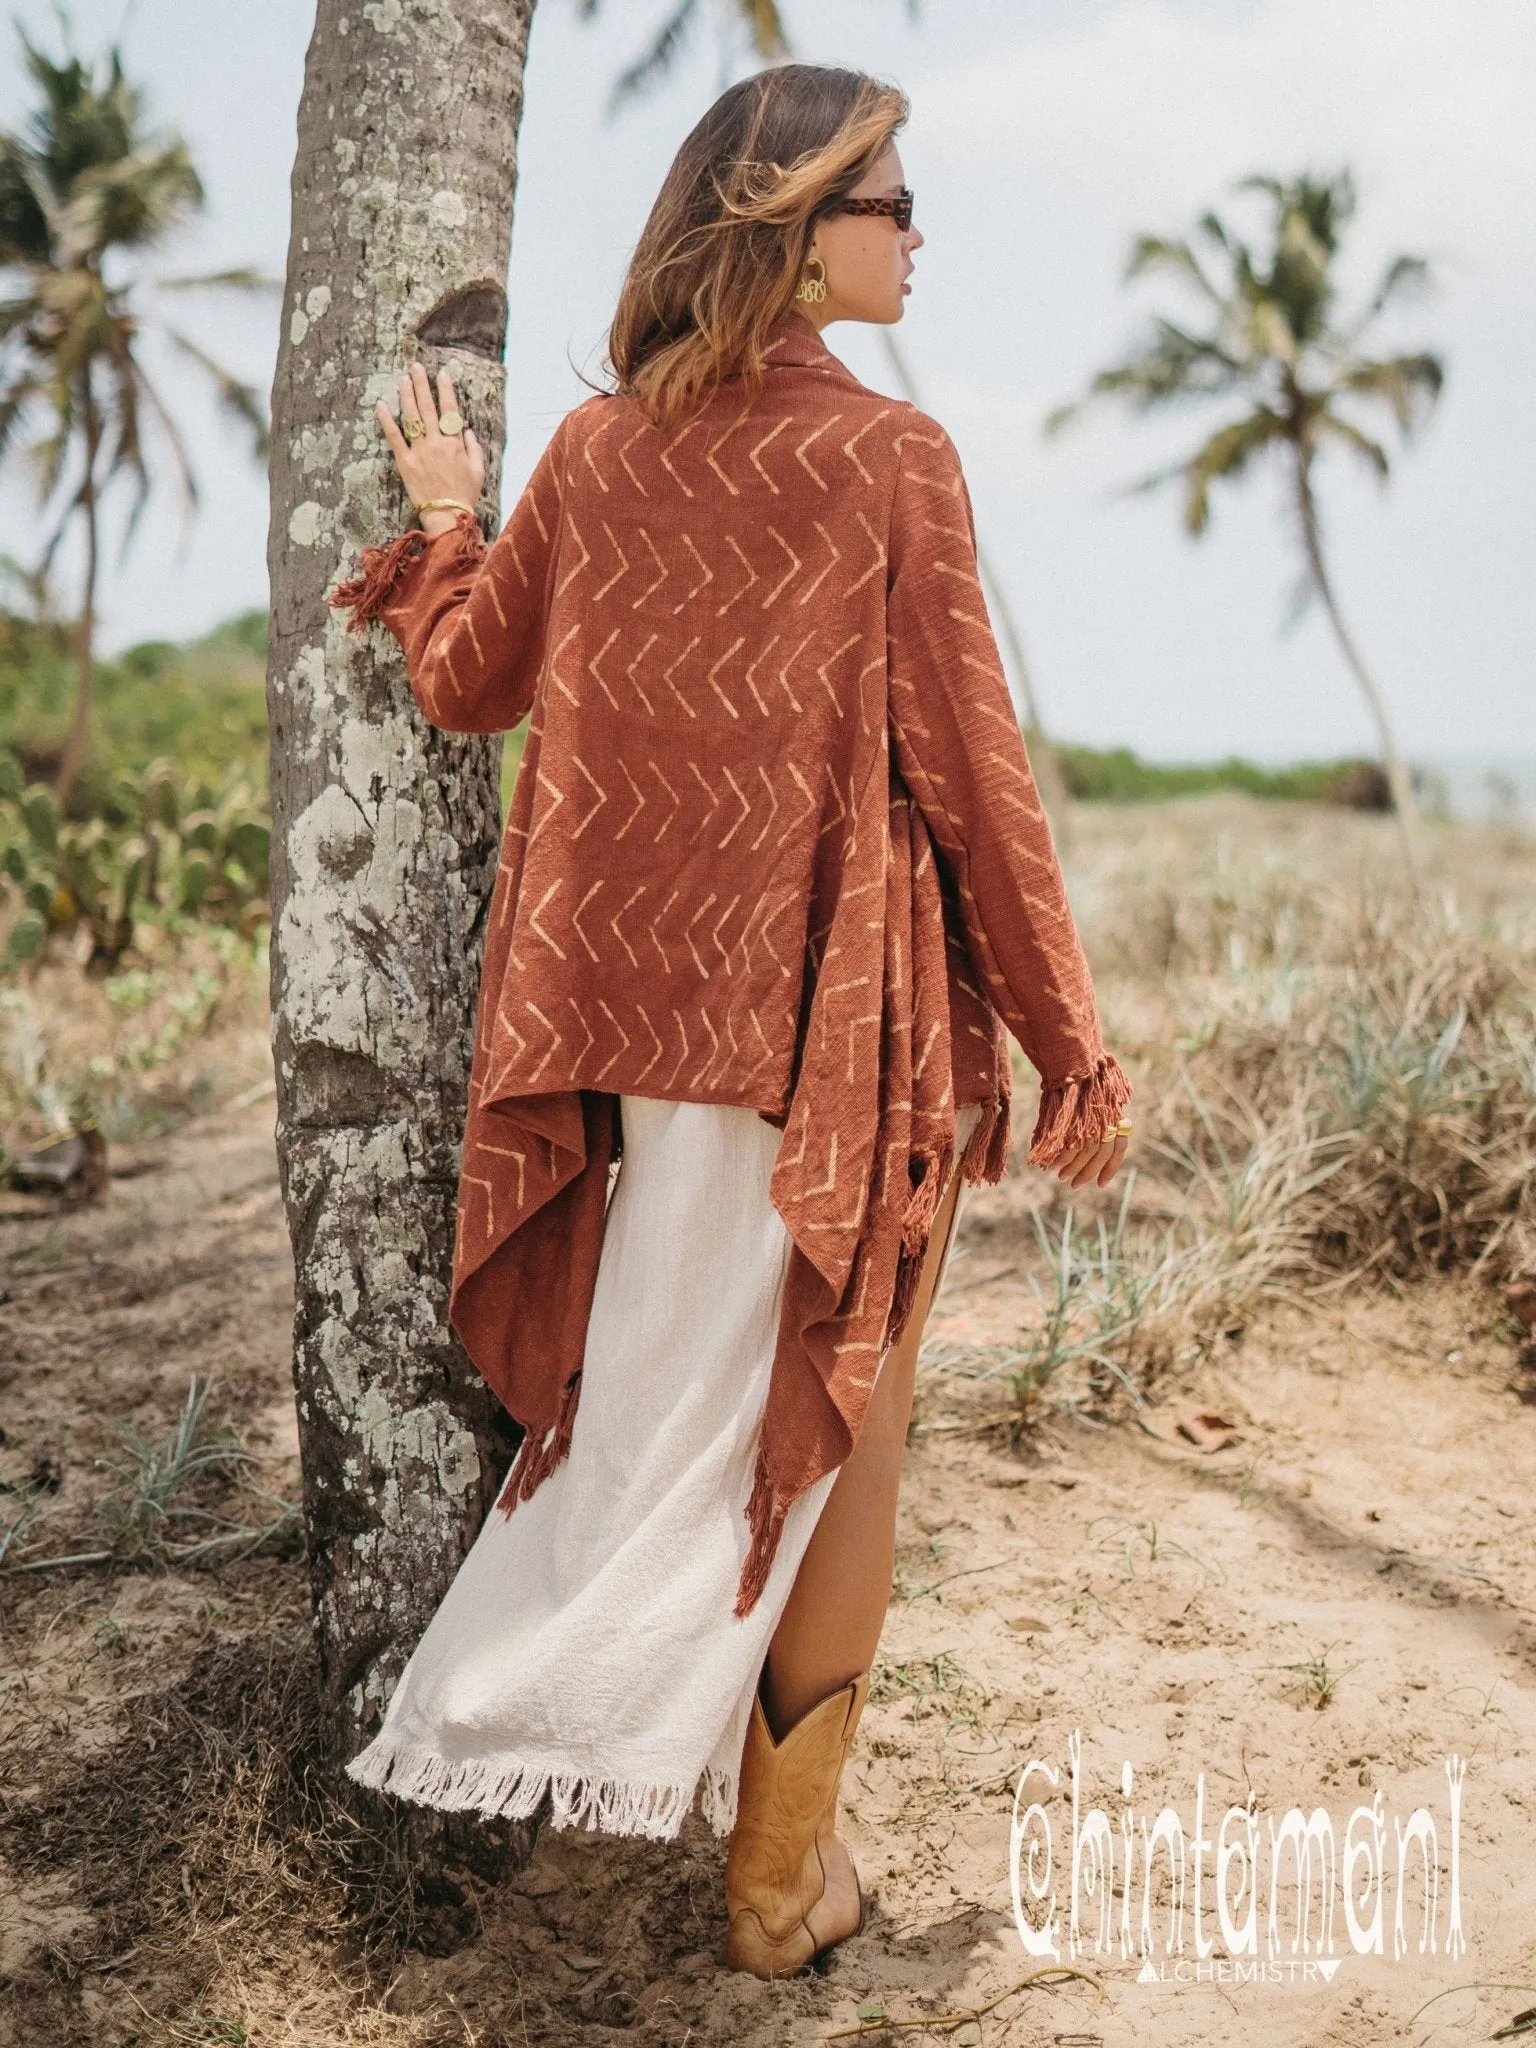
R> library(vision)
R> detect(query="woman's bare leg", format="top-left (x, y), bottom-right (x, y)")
top-left (760, 1160), bottom-right (967, 1738)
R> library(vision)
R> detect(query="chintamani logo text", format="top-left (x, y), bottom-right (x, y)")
top-left (1010, 1731), bottom-right (1467, 1980)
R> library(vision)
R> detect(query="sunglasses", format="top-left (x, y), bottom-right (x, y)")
top-left (833, 186), bottom-right (915, 234)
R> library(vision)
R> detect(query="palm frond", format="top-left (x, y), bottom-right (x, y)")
top-left (18, 27), bottom-right (139, 200)
top-left (123, 352), bottom-right (198, 519)
top-left (0, 292), bottom-right (41, 344)
top-left (0, 135), bottom-right (52, 264)
top-left (1126, 234), bottom-right (1223, 305)
top-left (594, 0), bottom-right (790, 107)
top-left (1315, 411), bottom-right (1390, 481)
top-left (1361, 253), bottom-right (1432, 324)
top-left (1041, 394), bottom-right (1085, 438)
top-left (36, 461), bottom-right (90, 583)
top-left (1176, 408), bottom-right (1289, 535)
top-left (604, 0), bottom-right (703, 109)
top-left (162, 327), bottom-right (269, 459)
top-left (1240, 169), bottom-right (1355, 254)
top-left (1096, 320), bottom-right (1247, 406)
top-left (0, 375), bottom-right (46, 467)
top-left (29, 408), bottom-right (75, 508)
top-left (153, 266), bottom-right (281, 296)
top-left (57, 141), bottom-right (202, 262)
top-left (738, 0), bottom-right (791, 58)
top-left (1196, 209), bottom-right (1237, 259)
top-left (1339, 351), bottom-right (1443, 434)
top-left (1246, 295), bottom-right (1299, 368)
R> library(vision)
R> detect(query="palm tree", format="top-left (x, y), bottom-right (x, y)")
top-left (1050, 171), bottom-right (1442, 855)
top-left (0, 26), bottom-right (270, 806)
top-left (580, 0), bottom-right (789, 105)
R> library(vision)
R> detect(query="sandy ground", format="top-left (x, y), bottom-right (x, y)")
top-left (2, 1084), bottom-right (1533, 2048)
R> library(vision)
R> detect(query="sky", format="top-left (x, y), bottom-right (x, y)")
top-left (0, 0), bottom-right (1532, 767)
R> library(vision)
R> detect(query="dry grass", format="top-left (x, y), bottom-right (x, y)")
top-left (923, 799), bottom-right (1536, 1433)
top-left (1, 1596), bottom-right (572, 2047)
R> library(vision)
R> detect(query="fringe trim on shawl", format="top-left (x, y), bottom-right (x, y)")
top-left (888, 1090), bottom-right (1013, 1351)
top-left (347, 1730), bottom-right (740, 1841)
top-left (327, 510), bottom-right (484, 633)
top-left (734, 1445), bottom-right (786, 1621)
top-left (959, 1090), bottom-right (1013, 1185)
top-left (1027, 1053), bottom-right (1133, 1166)
top-left (495, 1370), bottom-right (583, 1517)
top-left (884, 1139), bottom-right (952, 1355)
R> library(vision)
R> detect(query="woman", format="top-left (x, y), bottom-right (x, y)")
top-left (329, 63), bottom-right (1131, 1979)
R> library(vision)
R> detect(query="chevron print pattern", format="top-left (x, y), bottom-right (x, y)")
top-left (332, 310), bottom-right (1129, 1619)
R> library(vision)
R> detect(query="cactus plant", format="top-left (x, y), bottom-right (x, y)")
top-left (0, 749), bottom-right (270, 972)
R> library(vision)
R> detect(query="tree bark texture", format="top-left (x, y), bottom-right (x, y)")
top-left (265, 0), bottom-right (537, 1767)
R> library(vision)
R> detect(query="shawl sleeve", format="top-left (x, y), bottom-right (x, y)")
top-left (885, 414), bottom-right (1131, 1162)
top-left (327, 409), bottom-right (573, 733)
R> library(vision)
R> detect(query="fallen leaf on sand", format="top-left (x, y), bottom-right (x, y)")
top-left (1007, 1616), bottom-right (1053, 1634)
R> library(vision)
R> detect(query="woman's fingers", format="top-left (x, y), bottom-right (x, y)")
top-left (1066, 1140), bottom-right (1114, 1190)
top-left (375, 362), bottom-right (483, 509)
top-left (1048, 1135), bottom-right (1126, 1189)
top-left (376, 398), bottom-right (411, 465)
top-left (409, 360), bottom-right (438, 431)
top-left (1095, 1134), bottom-right (1130, 1188)
top-left (1040, 1126), bottom-right (1133, 1190)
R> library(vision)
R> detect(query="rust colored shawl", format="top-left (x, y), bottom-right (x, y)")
top-left (331, 312), bottom-right (1130, 1615)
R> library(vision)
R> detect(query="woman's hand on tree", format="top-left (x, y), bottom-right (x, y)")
top-left (375, 362), bottom-right (486, 535)
top-left (1043, 1127), bottom-right (1130, 1190)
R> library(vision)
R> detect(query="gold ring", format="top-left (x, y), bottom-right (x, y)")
top-left (438, 410), bottom-right (465, 436)
top-left (1114, 1121), bottom-right (1133, 1138)
top-left (401, 415), bottom-right (426, 442)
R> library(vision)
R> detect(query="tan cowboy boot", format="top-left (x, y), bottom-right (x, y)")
top-left (724, 1669), bottom-right (872, 1978)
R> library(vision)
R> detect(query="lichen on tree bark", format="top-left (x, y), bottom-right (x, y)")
top-left (265, 0), bottom-right (538, 1767)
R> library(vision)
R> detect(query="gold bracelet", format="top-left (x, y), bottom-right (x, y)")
top-left (416, 497), bottom-right (477, 517)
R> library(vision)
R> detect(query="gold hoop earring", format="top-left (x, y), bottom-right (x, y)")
top-left (795, 255), bottom-right (828, 305)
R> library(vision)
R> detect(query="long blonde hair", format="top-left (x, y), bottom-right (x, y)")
top-left (608, 65), bottom-right (909, 426)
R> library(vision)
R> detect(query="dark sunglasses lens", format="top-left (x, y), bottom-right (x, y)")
top-left (895, 191), bottom-right (913, 231)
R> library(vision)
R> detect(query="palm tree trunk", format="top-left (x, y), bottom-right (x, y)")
top-left (55, 376), bottom-right (100, 809)
top-left (1293, 449), bottom-right (1422, 865)
top-left (266, 0), bottom-right (537, 1775)
top-left (875, 330), bottom-right (1073, 852)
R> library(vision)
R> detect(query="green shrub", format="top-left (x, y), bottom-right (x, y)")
top-left (0, 606), bottom-right (269, 812)
top-left (1052, 742), bottom-right (1390, 808)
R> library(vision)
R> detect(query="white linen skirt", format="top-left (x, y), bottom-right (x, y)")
top-left (347, 1092), bottom-right (977, 1842)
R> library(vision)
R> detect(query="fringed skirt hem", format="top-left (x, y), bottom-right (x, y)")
top-left (346, 1732), bottom-right (739, 1841)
